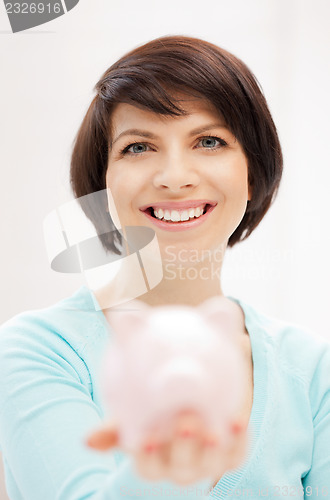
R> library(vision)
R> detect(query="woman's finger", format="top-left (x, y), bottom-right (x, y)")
top-left (225, 429), bottom-right (248, 470)
top-left (167, 429), bottom-right (202, 485)
top-left (199, 435), bottom-right (227, 479)
top-left (133, 438), bottom-right (165, 481)
top-left (86, 425), bottom-right (119, 451)
top-left (199, 424), bottom-right (248, 479)
top-left (163, 411), bottom-right (203, 485)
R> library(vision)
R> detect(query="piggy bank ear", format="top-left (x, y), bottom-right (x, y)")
top-left (198, 295), bottom-right (240, 337)
top-left (103, 299), bottom-right (150, 341)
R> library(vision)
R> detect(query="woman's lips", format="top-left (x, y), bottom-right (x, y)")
top-left (140, 203), bottom-right (217, 232)
top-left (139, 199), bottom-right (217, 211)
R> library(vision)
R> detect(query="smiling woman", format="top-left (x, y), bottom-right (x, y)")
top-left (105, 99), bottom-right (250, 258)
top-left (0, 35), bottom-right (329, 500)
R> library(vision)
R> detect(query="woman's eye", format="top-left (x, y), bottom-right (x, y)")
top-left (198, 136), bottom-right (226, 149)
top-left (122, 142), bottom-right (149, 155)
top-left (120, 136), bottom-right (227, 156)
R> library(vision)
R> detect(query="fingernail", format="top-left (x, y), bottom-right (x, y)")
top-left (144, 442), bottom-right (158, 453)
top-left (86, 436), bottom-right (97, 447)
top-left (204, 435), bottom-right (217, 447)
top-left (177, 428), bottom-right (196, 438)
top-left (205, 438), bottom-right (217, 447)
top-left (232, 422), bottom-right (243, 434)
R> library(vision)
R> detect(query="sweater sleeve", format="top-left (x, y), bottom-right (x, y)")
top-left (0, 314), bottom-right (213, 500)
top-left (302, 342), bottom-right (330, 497)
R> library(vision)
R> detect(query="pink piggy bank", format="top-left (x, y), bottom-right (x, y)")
top-left (100, 296), bottom-right (247, 452)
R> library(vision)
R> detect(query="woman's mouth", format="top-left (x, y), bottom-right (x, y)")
top-left (140, 203), bottom-right (217, 232)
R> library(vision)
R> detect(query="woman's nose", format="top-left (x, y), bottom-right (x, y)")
top-left (152, 155), bottom-right (200, 192)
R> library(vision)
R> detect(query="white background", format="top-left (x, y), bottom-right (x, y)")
top-left (0, 0), bottom-right (330, 497)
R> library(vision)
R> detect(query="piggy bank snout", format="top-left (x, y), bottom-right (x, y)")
top-left (150, 357), bottom-right (206, 392)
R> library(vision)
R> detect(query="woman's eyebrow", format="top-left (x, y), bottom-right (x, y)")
top-left (190, 122), bottom-right (227, 135)
top-left (112, 129), bottom-right (156, 146)
top-left (112, 122), bottom-right (227, 146)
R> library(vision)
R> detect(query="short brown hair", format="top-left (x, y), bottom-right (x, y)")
top-left (70, 35), bottom-right (283, 252)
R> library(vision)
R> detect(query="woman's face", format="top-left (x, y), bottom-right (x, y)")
top-left (106, 96), bottom-right (251, 261)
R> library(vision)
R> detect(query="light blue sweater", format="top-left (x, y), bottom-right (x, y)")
top-left (0, 286), bottom-right (329, 499)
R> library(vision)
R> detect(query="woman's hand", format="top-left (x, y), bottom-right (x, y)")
top-left (87, 410), bottom-right (248, 487)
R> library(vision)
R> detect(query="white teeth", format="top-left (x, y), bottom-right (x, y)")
top-left (180, 210), bottom-right (189, 221)
top-left (152, 205), bottom-right (206, 222)
top-left (170, 210), bottom-right (181, 222)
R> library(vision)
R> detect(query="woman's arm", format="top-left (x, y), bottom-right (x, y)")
top-left (0, 313), bottom-right (213, 500)
top-left (302, 344), bottom-right (330, 497)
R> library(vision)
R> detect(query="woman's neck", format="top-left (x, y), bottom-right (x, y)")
top-left (137, 259), bottom-right (224, 307)
top-left (93, 247), bottom-right (226, 310)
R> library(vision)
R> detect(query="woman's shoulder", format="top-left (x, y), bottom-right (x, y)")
top-left (238, 297), bottom-right (330, 390)
top-left (0, 286), bottom-right (109, 360)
